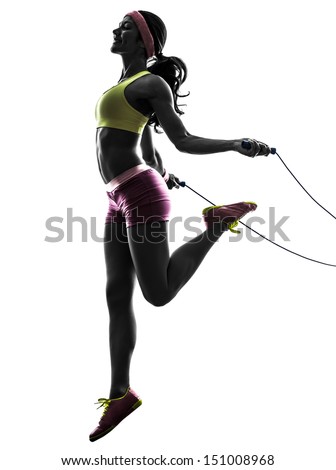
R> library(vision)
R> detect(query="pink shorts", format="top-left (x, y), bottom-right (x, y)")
top-left (105, 165), bottom-right (171, 228)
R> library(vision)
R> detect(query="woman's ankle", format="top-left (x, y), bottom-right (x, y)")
top-left (109, 386), bottom-right (129, 399)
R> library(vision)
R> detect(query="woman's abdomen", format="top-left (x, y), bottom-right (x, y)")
top-left (96, 127), bottom-right (143, 183)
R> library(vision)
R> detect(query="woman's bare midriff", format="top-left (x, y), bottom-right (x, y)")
top-left (96, 127), bottom-right (144, 183)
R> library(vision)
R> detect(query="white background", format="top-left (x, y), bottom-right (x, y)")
top-left (1, 1), bottom-right (336, 469)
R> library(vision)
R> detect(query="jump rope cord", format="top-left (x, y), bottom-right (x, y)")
top-left (275, 152), bottom-right (336, 221)
top-left (238, 220), bottom-right (336, 268)
top-left (180, 151), bottom-right (336, 268)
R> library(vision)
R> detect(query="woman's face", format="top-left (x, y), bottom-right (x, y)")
top-left (111, 16), bottom-right (142, 55)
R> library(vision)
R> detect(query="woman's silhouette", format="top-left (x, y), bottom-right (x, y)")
top-left (90, 10), bottom-right (269, 442)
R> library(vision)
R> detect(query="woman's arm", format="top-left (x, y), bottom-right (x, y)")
top-left (140, 124), bottom-right (164, 174)
top-left (140, 124), bottom-right (181, 189)
top-left (145, 75), bottom-right (260, 157)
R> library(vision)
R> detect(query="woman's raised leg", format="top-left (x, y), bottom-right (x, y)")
top-left (127, 222), bottom-right (223, 307)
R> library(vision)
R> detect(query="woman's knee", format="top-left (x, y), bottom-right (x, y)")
top-left (106, 276), bottom-right (134, 310)
top-left (143, 290), bottom-right (172, 307)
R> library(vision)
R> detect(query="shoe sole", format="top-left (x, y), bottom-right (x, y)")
top-left (89, 399), bottom-right (142, 442)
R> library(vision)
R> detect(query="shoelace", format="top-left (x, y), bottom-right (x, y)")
top-left (95, 398), bottom-right (112, 416)
top-left (227, 220), bottom-right (240, 234)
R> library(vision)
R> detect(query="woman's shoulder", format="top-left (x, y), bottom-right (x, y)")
top-left (142, 72), bottom-right (165, 86)
top-left (127, 72), bottom-right (171, 103)
top-left (140, 73), bottom-right (171, 98)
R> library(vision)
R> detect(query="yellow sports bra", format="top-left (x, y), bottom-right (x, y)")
top-left (95, 70), bottom-right (150, 134)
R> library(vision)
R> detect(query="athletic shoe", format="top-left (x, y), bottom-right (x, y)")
top-left (202, 201), bottom-right (257, 233)
top-left (89, 387), bottom-right (142, 442)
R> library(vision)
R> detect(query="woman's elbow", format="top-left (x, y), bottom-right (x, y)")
top-left (174, 133), bottom-right (191, 153)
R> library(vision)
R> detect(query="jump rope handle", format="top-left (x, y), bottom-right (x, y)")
top-left (242, 139), bottom-right (276, 156)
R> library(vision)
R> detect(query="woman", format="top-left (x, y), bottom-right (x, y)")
top-left (90, 10), bottom-right (270, 442)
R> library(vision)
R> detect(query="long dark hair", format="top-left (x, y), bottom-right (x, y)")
top-left (139, 10), bottom-right (189, 132)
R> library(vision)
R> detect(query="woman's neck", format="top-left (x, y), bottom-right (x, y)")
top-left (120, 56), bottom-right (147, 81)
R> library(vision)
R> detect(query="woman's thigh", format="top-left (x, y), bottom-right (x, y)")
top-left (127, 222), bottom-right (170, 305)
top-left (105, 170), bottom-right (172, 304)
top-left (104, 222), bottom-right (136, 303)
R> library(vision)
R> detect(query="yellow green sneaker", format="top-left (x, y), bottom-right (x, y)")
top-left (202, 201), bottom-right (257, 233)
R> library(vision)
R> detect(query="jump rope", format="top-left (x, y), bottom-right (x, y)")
top-left (177, 140), bottom-right (336, 268)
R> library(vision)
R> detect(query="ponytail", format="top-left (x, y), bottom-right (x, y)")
top-left (147, 54), bottom-right (189, 132)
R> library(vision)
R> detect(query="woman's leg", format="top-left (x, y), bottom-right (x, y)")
top-left (128, 222), bottom-right (223, 307)
top-left (104, 222), bottom-right (136, 398)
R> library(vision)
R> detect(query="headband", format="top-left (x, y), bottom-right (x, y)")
top-left (126, 11), bottom-right (155, 59)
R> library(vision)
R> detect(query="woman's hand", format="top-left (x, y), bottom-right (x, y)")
top-left (235, 138), bottom-right (271, 157)
top-left (166, 173), bottom-right (181, 189)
